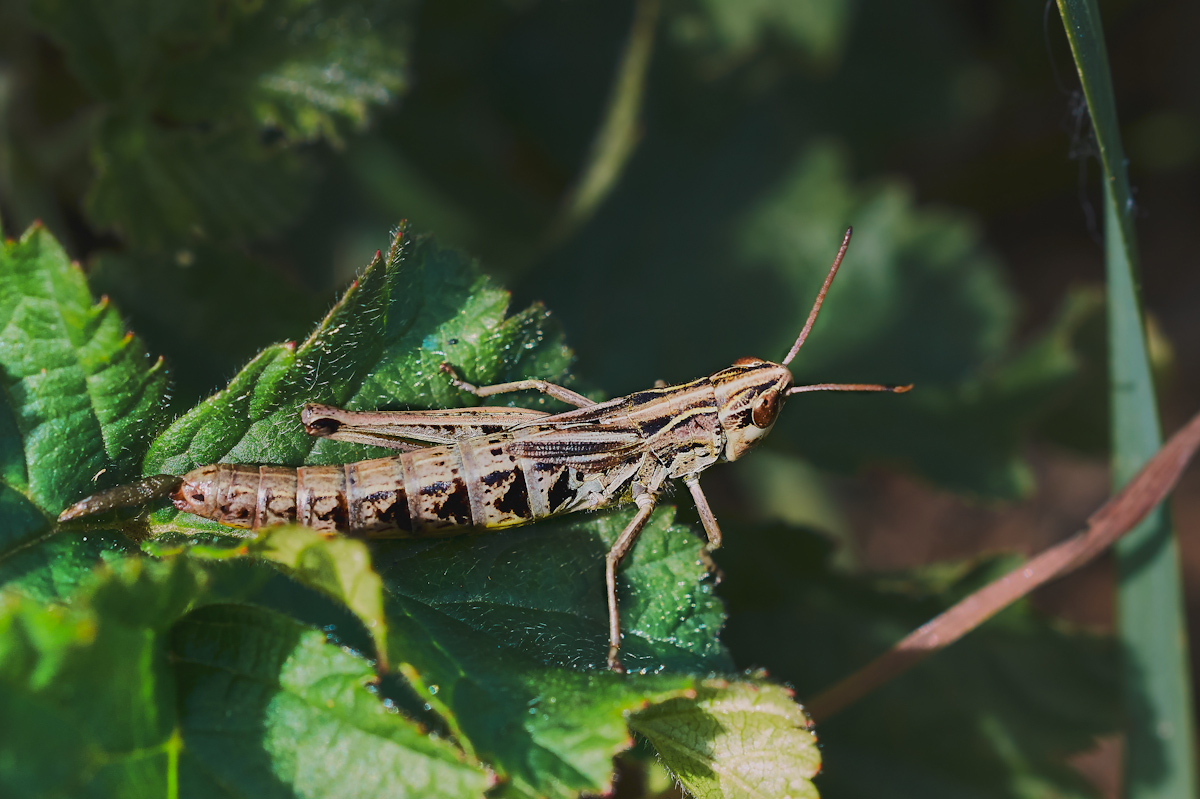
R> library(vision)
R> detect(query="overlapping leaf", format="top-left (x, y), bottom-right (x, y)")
top-left (372, 506), bottom-right (731, 796)
top-left (0, 224), bottom-right (168, 598)
top-left (147, 525), bottom-right (390, 669)
top-left (0, 557), bottom-right (490, 798)
top-left (134, 226), bottom-right (813, 796)
top-left (631, 680), bottom-right (820, 799)
top-left (143, 224), bottom-right (573, 514)
top-left (26, 0), bottom-right (412, 247)
top-left (0, 221), bottom-right (816, 796)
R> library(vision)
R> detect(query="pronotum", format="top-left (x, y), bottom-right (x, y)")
top-left (60, 227), bottom-right (910, 670)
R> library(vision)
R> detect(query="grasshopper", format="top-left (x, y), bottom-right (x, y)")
top-left (60, 228), bottom-right (909, 670)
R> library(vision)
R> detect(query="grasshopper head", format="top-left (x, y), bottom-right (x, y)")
top-left (711, 358), bottom-right (794, 461)
top-left (710, 227), bottom-right (912, 462)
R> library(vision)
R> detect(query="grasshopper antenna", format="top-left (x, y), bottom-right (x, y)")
top-left (788, 382), bottom-right (913, 396)
top-left (782, 227), bottom-right (853, 367)
top-left (58, 474), bottom-right (182, 522)
top-left (781, 227), bottom-right (913, 395)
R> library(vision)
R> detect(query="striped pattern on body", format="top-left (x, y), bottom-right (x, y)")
top-left (172, 433), bottom-right (650, 535)
top-left (166, 370), bottom-right (774, 536)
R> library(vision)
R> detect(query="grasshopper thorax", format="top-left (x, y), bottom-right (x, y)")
top-left (711, 358), bottom-right (793, 461)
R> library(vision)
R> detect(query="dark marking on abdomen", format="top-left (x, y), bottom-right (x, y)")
top-left (406, 446), bottom-right (471, 531)
top-left (494, 467), bottom-right (530, 518)
top-left (548, 468), bottom-right (574, 513)
top-left (347, 456), bottom-right (412, 534)
top-left (436, 481), bottom-right (472, 524)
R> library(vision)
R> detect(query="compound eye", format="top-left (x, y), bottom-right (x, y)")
top-left (751, 390), bottom-right (781, 428)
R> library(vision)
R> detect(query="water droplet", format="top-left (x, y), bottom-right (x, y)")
top-left (428, 684), bottom-right (439, 695)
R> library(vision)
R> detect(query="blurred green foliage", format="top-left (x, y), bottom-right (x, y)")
top-left (0, 0), bottom-right (1165, 796)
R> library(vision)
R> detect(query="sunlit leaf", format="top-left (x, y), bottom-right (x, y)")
top-left (0, 224), bottom-right (168, 598)
top-left (631, 680), bottom-right (821, 799)
top-left (0, 557), bottom-right (489, 798)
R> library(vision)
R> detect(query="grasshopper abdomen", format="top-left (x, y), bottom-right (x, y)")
top-left (170, 431), bottom-right (636, 536)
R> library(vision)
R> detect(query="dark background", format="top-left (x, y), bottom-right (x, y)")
top-left (1, 0), bottom-right (1197, 795)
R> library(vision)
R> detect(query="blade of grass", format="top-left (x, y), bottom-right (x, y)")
top-left (541, 0), bottom-right (659, 250)
top-left (1056, 2), bottom-right (1198, 797)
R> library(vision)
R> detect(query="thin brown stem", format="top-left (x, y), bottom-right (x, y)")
top-left (805, 405), bottom-right (1200, 723)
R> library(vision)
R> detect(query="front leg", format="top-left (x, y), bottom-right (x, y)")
top-left (684, 476), bottom-right (725, 583)
top-left (606, 488), bottom-right (659, 672)
top-left (441, 363), bottom-right (595, 408)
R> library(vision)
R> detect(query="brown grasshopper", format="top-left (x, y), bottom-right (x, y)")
top-left (60, 228), bottom-right (909, 670)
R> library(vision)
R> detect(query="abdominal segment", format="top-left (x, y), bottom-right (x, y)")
top-left (171, 434), bottom-right (632, 536)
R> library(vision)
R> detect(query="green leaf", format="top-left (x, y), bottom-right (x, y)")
top-left (631, 680), bottom-right (820, 799)
top-left (89, 243), bottom-right (327, 406)
top-left (0, 556), bottom-right (488, 798)
top-left (669, 0), bottom-right (856, 69)
top-left (0, 223), bottom-right (168, 598)
top-left (148, 525), bottom-right (390, 671)
top-left (29, 0), bottom-right (409, 135)
top-left (28, 0), bottom-right (412, 246)
top-left (133, 227), bottom-right (807, 796)
top-left (1056, 2), bottom-right (1197, 796)
top-left (0, 557), bottom-right (206, 798)
top-left (7, 221), bottom-right (816, 796)
top-left (87, 113), bottom-right (311, 250)
top-left (143, 226), bottom-right (572, 527)
top-left (248, 3), bottom-right (411, 143)
top-left (731, 143), bottom-right (1091, 498)
top-left (171, 603), bottom-right (489, 798)
top-left (360, 506), bottom-right (734, 797)
top-left (374, 506), bottom-right (728, 675)
top-left (718, 525), bottom-right (1121, 799)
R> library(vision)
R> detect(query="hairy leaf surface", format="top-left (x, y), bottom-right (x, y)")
top-left (0, 224), bottom-right (168, 598)
top-left (3, 223), bottom-right (816, 797)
